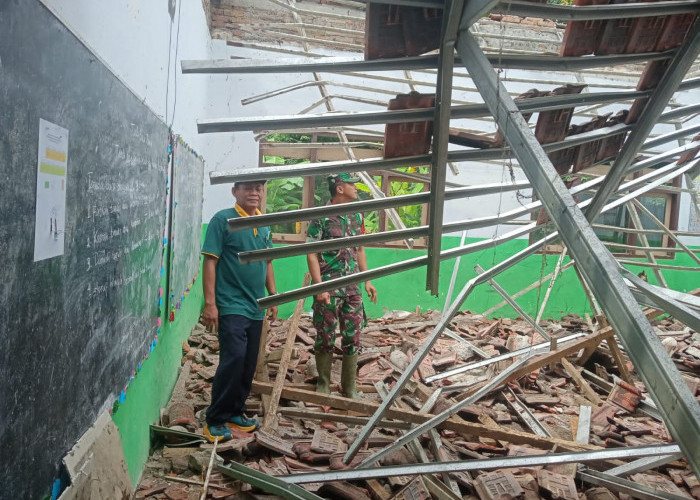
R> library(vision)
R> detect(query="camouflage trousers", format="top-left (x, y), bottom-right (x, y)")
top-left (312, 293), bottom-right (366, 355)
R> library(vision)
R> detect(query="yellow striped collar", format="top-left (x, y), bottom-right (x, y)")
top-left (234, 203), bottom-right (262, 236)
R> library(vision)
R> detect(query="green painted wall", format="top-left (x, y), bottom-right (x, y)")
top-left (272, 235), bottom-right (700, 321)
top-left (111, 266), bottom-right (203, 485)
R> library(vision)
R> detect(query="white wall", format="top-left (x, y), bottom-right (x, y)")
top-left (41, 0), bottom-right (209, 145)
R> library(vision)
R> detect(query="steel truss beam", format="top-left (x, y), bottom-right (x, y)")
top-left (631, 198), bottom-right (700, 267)
top-left (483, 259), bottom-right (576, 317)
top-left (279, 0), bottom-right (411, 247)
top-left (578, 468), bottom-right (692, 500)
top-left (350, 0), bottom-right (445, 7)
top-left (231, 181), bottom-right (529, 232)
top-left (585, 18), bottom-right (700, 221)
top-left (658, 102), bottom-right (700, 122)
top-left (357, 355), bottom-right (533, 467)
top-left (183, 51), bottom-right (670, 76)
top-left (237, 184), bottom-right (533, 261)
top-left (425, 332), bottom-right (587, 383)
top-left (426, 0), bottom-right (463, 294)
top-left (276, 445), bottom-right (681, 484)
top-left (455, 29), bottom-right (700, 476)
top-left (595, 224), bottom-right (700, 238)
top-left (190, 1), bottom-right (700, 477)
top-left (475, 264), bottom-right (551, 341)
top-left (604, 453), bottom-right (685, 477)
top-left (535, 247), bottom-right (568, 324)
top-left (260, 222), bottom-right (543, 310)
top-left (197, 91), bottom-right (649, 133)
top-left (241, 155), bottom-right (688, 266)
top-left (334, 158), bottom-right (691, 463)
top-left (504, 387), bottom-right (553, 437)
top-left (240, 74), bottom-right (700, 110)
top-left (625, 201), bottom-right (668, 287)
top-left (644, 122), bottom-right (700, 150)
top-left (497, 0), bottom-right (699, 20)
top-left (210, 119), bottom-right (700, 186)
top-left (256, 157), bottom-right (696, 307)
top-left (617, 260), bottom-right (700, 271)
top-left (217, 461), bottom-right (324, 500)
top-left (622, 269), bottom-right (700, 332)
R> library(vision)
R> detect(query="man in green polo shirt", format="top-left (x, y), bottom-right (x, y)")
top-left (200, 180), bottom-right (278, 442)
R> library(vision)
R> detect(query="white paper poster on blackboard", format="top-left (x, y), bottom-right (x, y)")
top-left (34, 118), bottom-right (69, 261)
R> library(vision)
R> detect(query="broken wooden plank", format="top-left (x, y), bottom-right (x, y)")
top-left (279, 408), bottom-right (412, 430)
top-left (561, 358), bottom-right (603, 406)
top-left (365, 479), bottom-right (391, 500)
top-left (363, 320), bottom-right (439, 333)
top-left (254, 320), bottom-right (270, 381)
top-left (265, 347), bottom-right (300, 363)
top-left (605, 336), bottom-right (633, 385)
top-left (251, 381), bottom-right (600, 452)
top-left (576, 406), bottom-right (592, 445)
top-left (460, 305), bottom-right (667, 398)
top-left (522, 394), bottom-right (561, 406)
top-left (200, 437), bottom-right (219, 500)
top-left (262, 273), bottom-right (311, 433)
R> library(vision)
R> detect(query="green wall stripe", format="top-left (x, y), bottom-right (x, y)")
top-left (111, 271), bottom-right (203, 485)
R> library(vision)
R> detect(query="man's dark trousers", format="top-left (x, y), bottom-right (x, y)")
top-left (206, 314), bottom-right (263, 426)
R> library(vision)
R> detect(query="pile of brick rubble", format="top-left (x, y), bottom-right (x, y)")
top-left (135, 309), bottom-right (700, 500)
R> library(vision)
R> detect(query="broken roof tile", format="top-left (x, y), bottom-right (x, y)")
top-left (383, 92), bottom-right (435, 159)
top-left (137, 310), bottom-right (699, 498)
top-left (474, 470), bottom-right (525, 500)
top-left (607, 379), bottom-right (643, 413)
top-left (538, 470), bottom-right (578, 500)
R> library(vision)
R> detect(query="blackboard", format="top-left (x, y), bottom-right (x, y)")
top-left (0, 1), bottom-right (168, 498)
top-left (167, 136), bottom-right (204, 318)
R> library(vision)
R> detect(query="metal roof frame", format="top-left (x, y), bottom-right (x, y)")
top-left (186, 0), bottom-right (700, 482)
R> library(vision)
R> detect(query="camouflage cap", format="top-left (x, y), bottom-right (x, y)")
top-left (328, 172), bottom-right (361, 188)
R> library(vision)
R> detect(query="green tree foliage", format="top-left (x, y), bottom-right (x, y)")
top-left (262, 134), bottom-right (427, 236)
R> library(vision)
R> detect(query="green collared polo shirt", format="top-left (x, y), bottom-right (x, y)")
top-left (202, 208), bottom-right (272, 320)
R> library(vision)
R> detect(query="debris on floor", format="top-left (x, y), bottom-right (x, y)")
top-left (135, 309), bottom-right (700, 499)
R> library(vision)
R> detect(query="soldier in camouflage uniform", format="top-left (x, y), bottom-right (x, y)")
top-left (306, 173), bottom-right (378, 399)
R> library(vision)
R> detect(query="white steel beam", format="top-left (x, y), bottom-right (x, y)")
top-left (456, 29), bottom-right (700, 476)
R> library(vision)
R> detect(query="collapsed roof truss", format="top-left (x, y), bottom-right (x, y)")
top-left (184, 0), bottom-right (700, 483)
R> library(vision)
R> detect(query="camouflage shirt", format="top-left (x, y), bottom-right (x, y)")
top-left (307, 206), bottom-right (365, 296)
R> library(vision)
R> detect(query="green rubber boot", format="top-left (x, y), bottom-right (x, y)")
top-left (341, 353), bottom-right (359, 399)
top-left (315, 351), bottom-right (333, 394)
